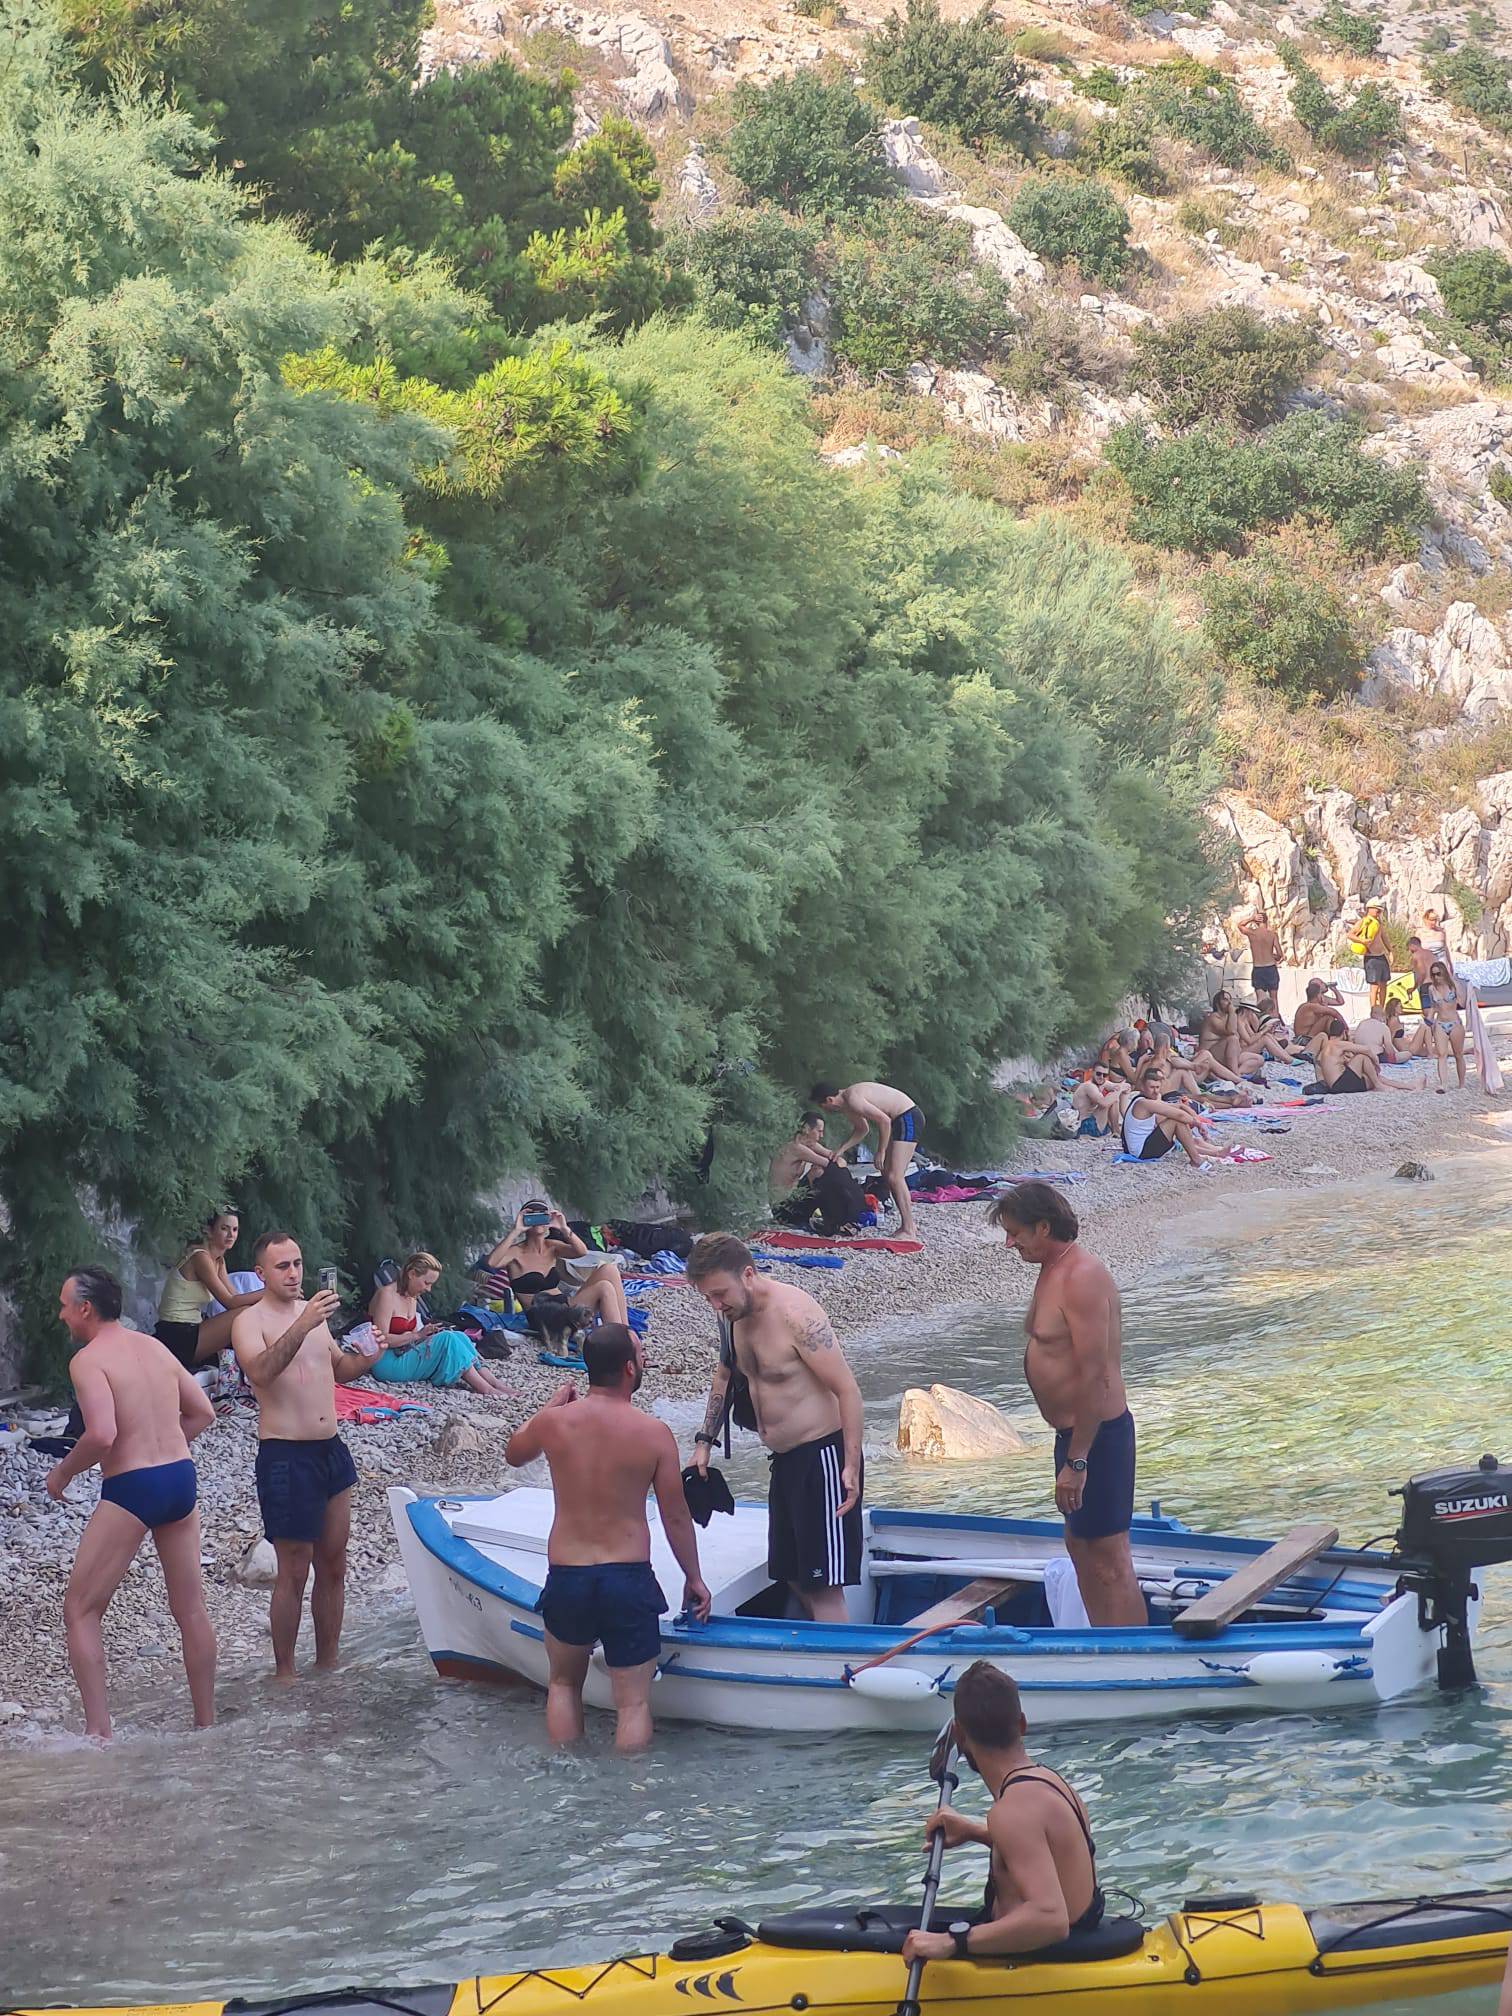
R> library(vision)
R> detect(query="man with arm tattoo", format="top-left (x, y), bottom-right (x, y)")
top-left (232, 1232), bottom-right (372, 1681)
top-left (685, 1234), bottom-right (864, 1624)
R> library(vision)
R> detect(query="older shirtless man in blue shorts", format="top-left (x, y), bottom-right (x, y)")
top-left (989, 1182), bottom-right (1144, 1627)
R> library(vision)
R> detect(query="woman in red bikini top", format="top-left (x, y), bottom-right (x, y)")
top-left (368, 1253), bottom-right (443, 1350)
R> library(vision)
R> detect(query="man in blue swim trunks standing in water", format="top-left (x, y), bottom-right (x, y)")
top-left (47, 1266), bottom-right (218, 1739)
top-left (507, 1324), bottom-right (710, 1750)
top-left (233, 1232), bottom-right (369, 1681)
top-left (989, 1183), bottom-right (1144, 1627)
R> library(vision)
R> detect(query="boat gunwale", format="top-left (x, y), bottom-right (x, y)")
top-left (403, 1496), bottom-right (1399, 1661)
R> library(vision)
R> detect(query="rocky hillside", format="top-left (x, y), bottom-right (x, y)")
top-left (424, 0), bottom-right (1512, 963)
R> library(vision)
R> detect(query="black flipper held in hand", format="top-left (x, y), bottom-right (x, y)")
top-left (682, 1464), bottom-right (736, 1527)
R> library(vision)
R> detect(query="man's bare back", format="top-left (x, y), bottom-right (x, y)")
top-left (769, 1134), bottom-right (826, 1199)
top-left (1024, 1247), bottom-right (1126, 1433)
top-left (528, 1385), bottom-right (684, 1567)
top-left (73, 1327), bottom-right (202, 1476)
top-left (1241, 919), bottom-right (1281, 965)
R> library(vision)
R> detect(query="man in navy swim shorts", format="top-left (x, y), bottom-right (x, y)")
top-left (989, 1182), bottom-right (1143, 1627)
top-left (233, 1233), bottom-right (374, 1681)
top-left (507, 1325), bottom-right (710, 1751)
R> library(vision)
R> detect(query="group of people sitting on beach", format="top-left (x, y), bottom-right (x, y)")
top-left (1056, 910), bottom-right (1475, 1168)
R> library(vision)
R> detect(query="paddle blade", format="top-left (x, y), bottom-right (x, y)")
top-left (928, 1720), bottom-right (957, 1784)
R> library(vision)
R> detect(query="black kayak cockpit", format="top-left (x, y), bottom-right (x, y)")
top-left (755, 1905), bottom-right (1145, 1965)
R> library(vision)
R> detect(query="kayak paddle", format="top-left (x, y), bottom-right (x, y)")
top-left (895, 1718), bottom-right (961, 2016)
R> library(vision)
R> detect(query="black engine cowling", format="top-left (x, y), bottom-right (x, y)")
top-left (1393, 1456), bottom-right (1512, 1689)
top-left (1395, 1457), bottom-right (1512, 1568)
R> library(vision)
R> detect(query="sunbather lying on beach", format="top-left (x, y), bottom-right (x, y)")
top-left (1196, 990), bottom-right (1272, 1079)
top-left (1353, 1001), bottom-right (1424, 1064)
top-left (1235, 1005), bottom-right (1305, 1064)
top-left (1096, 1033), bottom-right (1140, 1084)
top-left (1310, 1030), bottom-right (1413, 1095)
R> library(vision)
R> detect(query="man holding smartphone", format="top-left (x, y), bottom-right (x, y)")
top-left (232, 1232), bottom-right (374, 1680)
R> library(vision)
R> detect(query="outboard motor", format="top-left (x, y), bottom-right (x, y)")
top-left (1392, 1455), bottom-right (1512, 1690)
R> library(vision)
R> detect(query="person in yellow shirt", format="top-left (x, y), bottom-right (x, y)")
top-left (1347, 900), bottom-right (1390, 1013)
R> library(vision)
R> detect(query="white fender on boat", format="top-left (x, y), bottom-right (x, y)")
top-left (847, 1666), bottom-right (940, 1701)
top-left (1239, 1650), bottom-right (1354, 1688)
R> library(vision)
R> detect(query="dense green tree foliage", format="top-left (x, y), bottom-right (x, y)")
top-left (666, 208), bottom-right (823, 350)
top-left (3, 8), bottom-right (1218, 1360)
top-left (864, 0), bottom-right (1033, 148)
top-left (1427, 46), bottom-right (1512, 134)
top-left (1281, 43), bottom-right (1402, 157)
top-left (59, 0), bottom-right (671, 328)
top-left (1107, 413), bottom-right (1428, 555)
top-left (1316, 1), bottom-right (1383, 55)
top-left (720, 73), bottom-right (892, 218)
top-left (1131, 59), bottom-right (1287, 169)
top-left (1204, 557), bottom-right (1364, 702)
top-left (827, 209), bottom-right (1019, 374)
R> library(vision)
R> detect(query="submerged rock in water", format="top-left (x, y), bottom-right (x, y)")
top-left (898, 1383), bottom-right (1026, 1461)
top-left (1395, 1160), bottom-right (1435, 1181)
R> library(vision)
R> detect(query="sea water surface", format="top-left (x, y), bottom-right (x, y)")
top-left (3, 1154), bottom-right (1511, 2011)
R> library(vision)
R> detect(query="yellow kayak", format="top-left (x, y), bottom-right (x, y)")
top-left (30, 1887), bottom-right (1512, 2016)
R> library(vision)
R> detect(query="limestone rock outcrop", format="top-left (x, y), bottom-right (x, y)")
top-left (1217, 768), bottom-right (1512, 962)
top-left (897, 1384), bottom-right (1027, 1462)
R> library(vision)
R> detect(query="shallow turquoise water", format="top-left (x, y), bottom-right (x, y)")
top-left (2, 1156), bottom-right (1510, 2009)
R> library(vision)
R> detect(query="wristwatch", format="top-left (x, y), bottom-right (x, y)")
top-left (693, 1432), bottom-right (716, 1447)
top-left (950, 1923), bottom-right (973, 1959)
top-left (1067, 1456), bottom-right (1088, 1474)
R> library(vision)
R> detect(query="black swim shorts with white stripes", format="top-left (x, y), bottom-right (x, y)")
top-left (766, 1429), bottom-right (863, 1591)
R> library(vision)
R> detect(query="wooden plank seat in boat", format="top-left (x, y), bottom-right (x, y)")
top-left (1172, 1522), bottom-right (1339, 1639)
top-left (902, 1576), bottom-right (1023, 1629)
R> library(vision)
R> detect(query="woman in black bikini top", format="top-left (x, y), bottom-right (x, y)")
top-left (481, 1201), bottom-right (632, 1329)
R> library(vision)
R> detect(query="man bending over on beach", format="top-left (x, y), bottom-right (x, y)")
top-left (990, 1183), bottom-right (1144, 1626)
top-left (688, 1234), bottom-right (864, 1624)
top-left (810, 1078), bottom-right (923, 1243)
top-left (505, 1325), bottom-right (710, 1751)
top-left (232, 1232), bottom-right (370, 1681)
top-left (902, 1661), bottom-right (1103, 1965)
top-left (47, 1267), bottom-right (217, 1740)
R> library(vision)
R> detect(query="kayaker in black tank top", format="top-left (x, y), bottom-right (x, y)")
top-left (903, 1661), bottom-right (1104, 1967)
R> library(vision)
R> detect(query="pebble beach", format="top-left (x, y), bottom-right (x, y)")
top-left (2, 1059), bottom-right (1509, 1736)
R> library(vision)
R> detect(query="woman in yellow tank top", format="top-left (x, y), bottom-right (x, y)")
top-left (154, 1207), bottom-right (264, 1369)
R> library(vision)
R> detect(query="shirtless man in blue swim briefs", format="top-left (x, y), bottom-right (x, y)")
top-left (989, 1183), bottom-right (1144, 1627)
top-left (233, 1232), bottom-right (370, 1681)
top-left (47, 1266), bottom-right (218, 1739)
top-left (809, 1078), bottom-right (924, 1243)
top-left (506, 1324), bottom-right (710, 1751)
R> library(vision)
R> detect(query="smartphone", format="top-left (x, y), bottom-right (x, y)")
top-left (318, 1266), bottom-right (339, 1296)
top-left (522, 1209), bottom-right (550, 1228)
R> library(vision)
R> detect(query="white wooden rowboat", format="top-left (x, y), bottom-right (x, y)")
top-left (386, 1482), bottom-right (1484, 1733)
